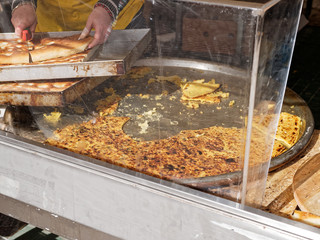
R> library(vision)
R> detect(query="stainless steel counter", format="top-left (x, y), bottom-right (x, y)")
top-left (1, 132), bottom-right (319, 240)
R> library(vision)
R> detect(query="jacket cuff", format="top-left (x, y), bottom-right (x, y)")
top-left (12, 0), bottom-right (36, 13)
top-left (95, 0), bottom-right (120, 22)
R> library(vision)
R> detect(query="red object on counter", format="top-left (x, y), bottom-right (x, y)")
top-left (22, 29), bottom-right (31, 41)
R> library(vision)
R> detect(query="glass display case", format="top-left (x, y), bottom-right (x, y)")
top-left (1, 0), bottom-right (318, 239)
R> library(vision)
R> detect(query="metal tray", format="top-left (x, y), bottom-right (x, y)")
top-left (0, 29), bottom-right (151, 81)
top-left (0, 77), bottom-right (106, 106)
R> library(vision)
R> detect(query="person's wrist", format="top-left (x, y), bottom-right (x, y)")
top-left (94, 2), bottom-right (116, 22)
top-left (12, 1), bottom-right (36, 15)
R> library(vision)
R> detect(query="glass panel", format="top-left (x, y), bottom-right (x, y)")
top-left (0, 0), bottom-right (303, 208)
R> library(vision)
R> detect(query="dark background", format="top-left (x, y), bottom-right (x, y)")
top-left (287, 5), bottom-right (320, 129)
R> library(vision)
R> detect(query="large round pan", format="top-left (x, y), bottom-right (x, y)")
top-left (132, 58), bottom-right (314, 189)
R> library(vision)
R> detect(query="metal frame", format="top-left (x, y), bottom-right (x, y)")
top-left (1, 132), bottom-right (320, 240)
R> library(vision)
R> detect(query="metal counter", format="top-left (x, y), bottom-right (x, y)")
top-left (0, 132), bottom-right (319, 240)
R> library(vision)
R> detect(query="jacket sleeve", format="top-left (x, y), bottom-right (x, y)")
top-left (95, 0), bottom-right (130, 21)
top-left (12, 0), bottom-right (37, 12)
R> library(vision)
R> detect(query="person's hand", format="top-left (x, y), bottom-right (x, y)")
top-left (79, 6), bottom-right (113, 49)
top-left (11, 4), bottom-right (37, 39)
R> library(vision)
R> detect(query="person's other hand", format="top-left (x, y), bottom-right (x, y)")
top-left (79, 6), bottom-right (113, 49)
top-left (11, 4), bottom-right (37, 39)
